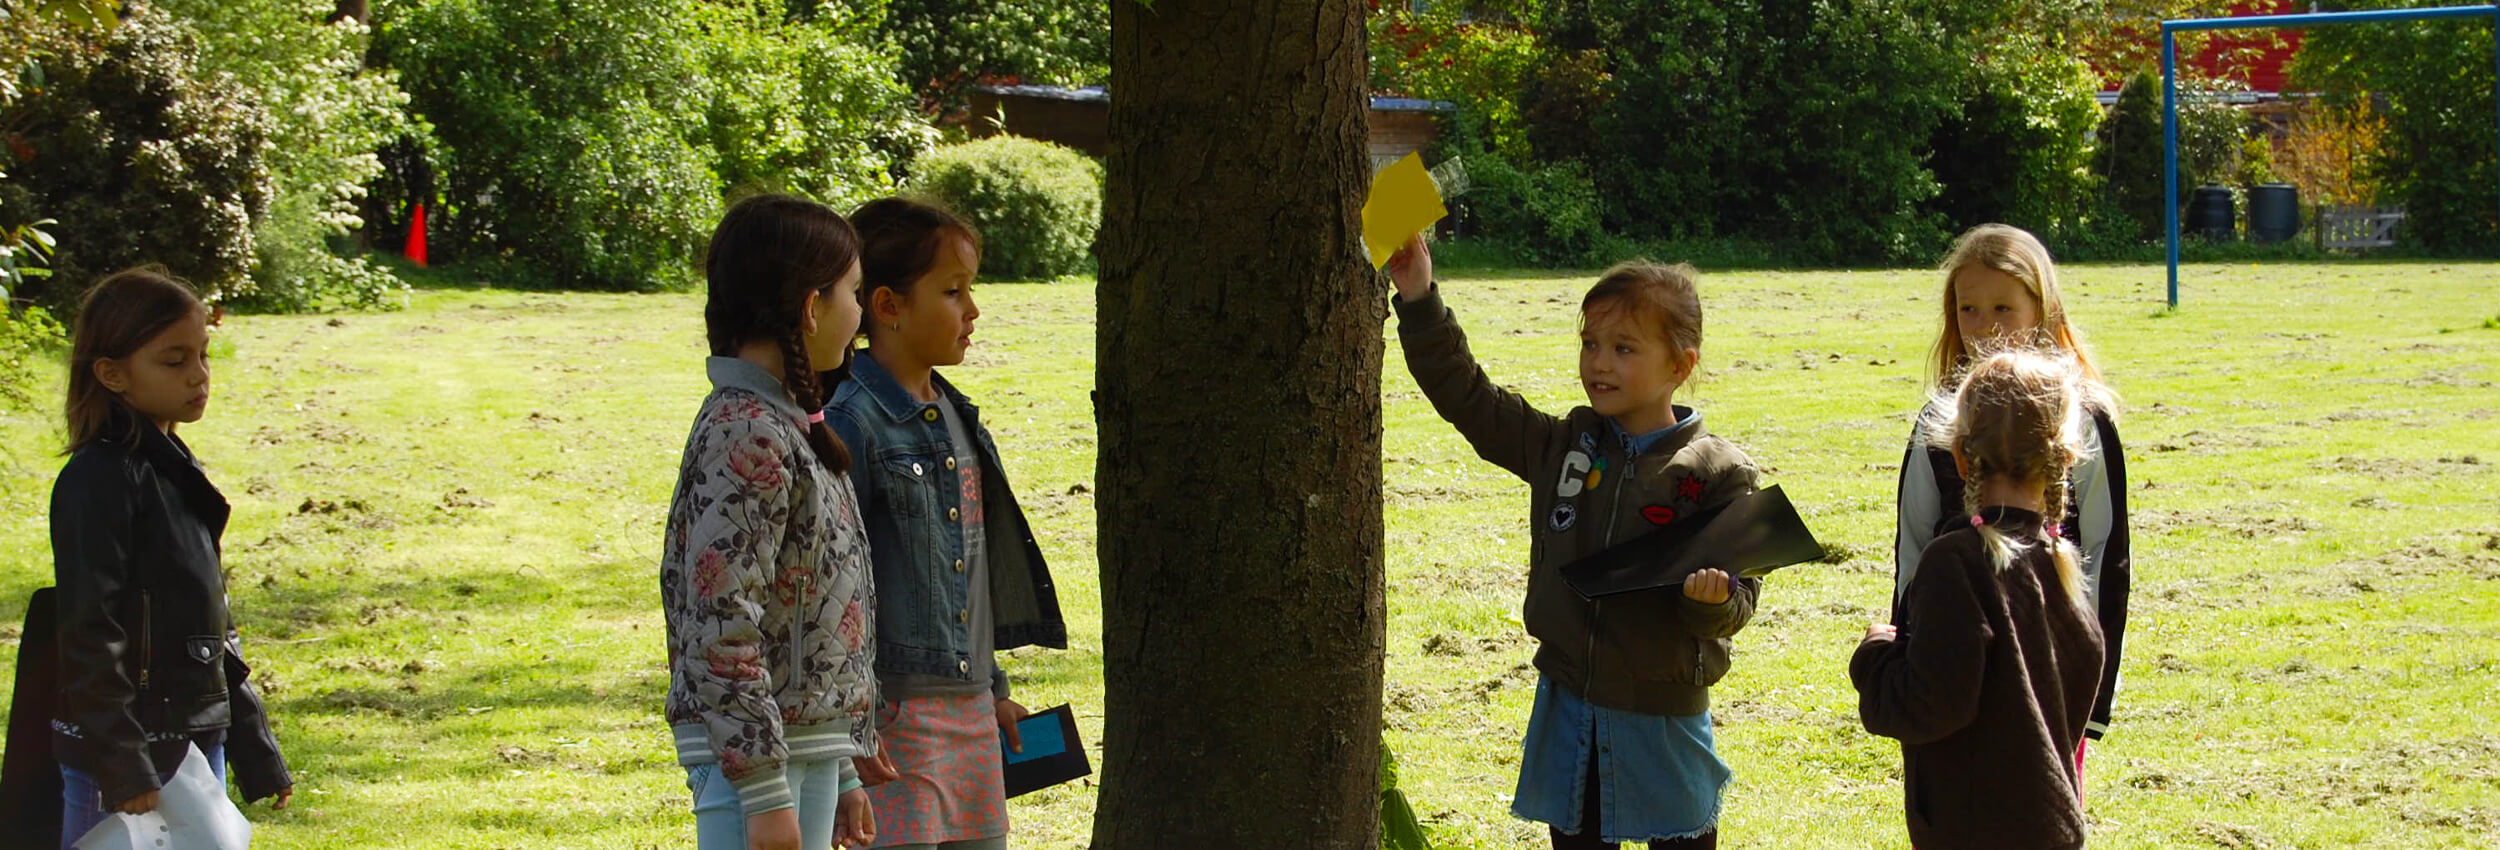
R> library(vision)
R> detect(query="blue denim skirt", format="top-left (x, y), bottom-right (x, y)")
top-left (1511, 675), bottom-right (1730, 843)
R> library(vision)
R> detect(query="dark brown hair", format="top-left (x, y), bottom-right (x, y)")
top-left (65, 268), bottom-right (206, 455)
top-left (1580, 260), bottom-right (1704, 370)
top-left (849, 197), bottom-right (981, 340)
top-left (704, 194), bottom-right (858, 474)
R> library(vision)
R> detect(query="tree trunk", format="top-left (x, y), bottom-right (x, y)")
top-left (1091, 2), bottom-right (1383, 848)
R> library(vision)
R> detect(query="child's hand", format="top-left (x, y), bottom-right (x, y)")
top-left (996, 698), bottom-right (1032, 753)
top-left (1681, 568), bottom-right (1732, 605)
top-left (266, 786), bottom-right (293, 809)
top-left (857, 750), bottom-right (901, 787)
top-left (835, 787), bottom-right (876, 848)
top-left (745, 806), bottom-right (801, 850)
top-left (1385, 232), bottom-right (1433, 302)
top-left (1863, 622), bottom-right (1898, 643)
top-left (113, 790), bottom-right (161, 815)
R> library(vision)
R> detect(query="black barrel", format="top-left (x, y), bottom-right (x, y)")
top-left (2187, 186), bottom-right (2236, 241)
top-left (2247, 182), bottom-right (2300, 244)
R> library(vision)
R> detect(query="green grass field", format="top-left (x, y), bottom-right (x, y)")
top-left (3, 261), bottom-right (2495, 848)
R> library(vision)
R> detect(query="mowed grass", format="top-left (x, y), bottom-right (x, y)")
top-left (2, 261), bottom-right (2495, 849)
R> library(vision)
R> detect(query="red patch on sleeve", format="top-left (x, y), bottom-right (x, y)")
top-left (1642, 505), bottom-right (1678, 525)
top-left (1676, 475), bottom-right (1707, 502)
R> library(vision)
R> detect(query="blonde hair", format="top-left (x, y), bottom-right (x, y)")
top-left (1922, 348), bottom-right (2093, 614)
top-left (1581, 260), bottom-right (1703, 371)
top-left (1929, 224), bottom-right (2102, 390)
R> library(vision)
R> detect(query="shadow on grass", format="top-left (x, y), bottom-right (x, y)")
top-left (236, 554), bottom-right (655, 642)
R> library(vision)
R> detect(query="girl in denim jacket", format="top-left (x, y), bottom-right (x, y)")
top-left (663, 195), bottom-right (878, 850)
top-left (828, 198), bottom-right (1068, 849)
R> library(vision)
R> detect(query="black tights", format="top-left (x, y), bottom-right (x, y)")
top-left (1548, 750), bottom-right (1719, 850)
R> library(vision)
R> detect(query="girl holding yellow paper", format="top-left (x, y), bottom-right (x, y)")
top-left (1380, 234), bottom-right (1761, 849)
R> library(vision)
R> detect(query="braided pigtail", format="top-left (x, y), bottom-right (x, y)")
top-left (779, 324), bottom-right (852, 475)
top-left (1951, 348), bottom-right (2095, 592)
top-left (2038, 451), bottom-right (2089, 615)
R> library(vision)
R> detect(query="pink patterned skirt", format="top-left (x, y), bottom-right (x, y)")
top-left (867, 691), bottom-right (1009, 846)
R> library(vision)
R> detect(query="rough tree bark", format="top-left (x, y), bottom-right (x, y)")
top-left (1091, 1), bottom-right (1384, 848)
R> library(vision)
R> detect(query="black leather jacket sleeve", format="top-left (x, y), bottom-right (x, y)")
top-left (50, 457), bottom-right (162, 808)
top-left (222, 633), bottom-right (290, 801)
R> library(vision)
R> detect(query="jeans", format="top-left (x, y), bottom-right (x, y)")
top-left (60, 741), bottom-right (229, 850)
top-left (689, 759), bottom-right (846, 850)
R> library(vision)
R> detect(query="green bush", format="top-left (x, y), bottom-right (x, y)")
top-left (162, 0), bottom-right (414, 312)
top-left (1369, 3), bottom-right (1549, 163)
top-left (1928, 40), bottom-right (2104, 240)
top-left (0, 6), bottom-right (272, 307)
top-left (1458, 153), bottom-right (1613, 267)
top-left (910, 136), bottom-right (1101, 279)
top-left (2091, 71), bottom-right (2257, 244)
top-left (2294, 1), bottom-right (2499, 253)
top-left (378, 0), bottom-right (922, 290)
top-left (1546, 0), bottom-right (2002, 265)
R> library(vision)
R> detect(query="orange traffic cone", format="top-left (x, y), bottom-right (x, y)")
top-left (404, 202), bottom-right (429, 268)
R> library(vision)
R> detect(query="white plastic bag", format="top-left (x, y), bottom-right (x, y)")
top-left (73, 743), bottom-right (251, 850)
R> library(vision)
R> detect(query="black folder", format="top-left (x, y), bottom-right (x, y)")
top-left (1559, 485), bottom-right (1825, 598)
top-left (1002, 704), bottom-right (1091, 798)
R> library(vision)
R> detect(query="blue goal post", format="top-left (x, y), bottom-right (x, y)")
top-left (2161, 4), bottom-right (2500, 308)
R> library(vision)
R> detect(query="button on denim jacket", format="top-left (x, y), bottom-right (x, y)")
top-left (826, 353), bottom-right (1069, 684)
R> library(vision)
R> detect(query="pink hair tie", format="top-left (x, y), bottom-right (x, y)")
top-left (807, 411), bottom-right (826, 425)
top-left (2046, 523), bottom-right (2064, 539)
top-left (1970, 515), bottom-right (1986, 528)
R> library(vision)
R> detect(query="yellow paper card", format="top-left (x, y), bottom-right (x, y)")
top-left (1362, 152), bottom-right (1448, 269)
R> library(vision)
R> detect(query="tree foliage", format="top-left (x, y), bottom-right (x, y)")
top-left (1, 4), bottom-right (272, 306)
top-left (377, 0), bottom-right (924, 290)
top-left (2293, 1), bottom-right (2499, 252)
top-left (858, 0), bottom-right (1109, 112)
top-left (161, 0), bottom-right (414, 311)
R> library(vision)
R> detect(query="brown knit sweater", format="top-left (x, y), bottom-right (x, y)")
top-left (1851, 507), bottom-right (2105, 850)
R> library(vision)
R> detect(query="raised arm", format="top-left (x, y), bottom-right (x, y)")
top-left (1383, 235), bottom-right (1569, 481)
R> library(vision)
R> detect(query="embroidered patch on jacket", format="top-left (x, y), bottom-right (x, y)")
top-left (1550, 501), bottom-right (1578, 532)
top-left (1556, 450), bottom-right (1593, 497)
top-left (1578, 431), bottom-right (1598, 452)
top-left (1585, 458), bottom-right (1607, 491)
top-left (1642, 504), bottom-right (1678, 526)
top-left (1676, 474), bottom-right (1707, 503)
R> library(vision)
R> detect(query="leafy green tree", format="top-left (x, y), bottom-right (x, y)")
top-left (1, 4), bottom-right (272, 306)
top-left (856, 0), bottom-right (1108, 112)
top-left (1544, 0), bottom-right (2007, 263)
top-left (2294, 1), bottom-right (2499, 252)
top-left (1927, 37), bottom-right (2105, 240)
top-left (377, 0), bottom-right (922, 289)
top-left (162, 0), bottom-right (414, 311)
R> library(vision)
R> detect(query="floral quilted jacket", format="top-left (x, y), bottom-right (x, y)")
top-left (662, 357), bottom-right (878, 816)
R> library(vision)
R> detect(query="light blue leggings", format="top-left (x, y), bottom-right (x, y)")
top-left (688, 759), bottom-right (846, 849)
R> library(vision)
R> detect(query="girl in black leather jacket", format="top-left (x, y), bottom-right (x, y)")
top-left (47, 269), bottom-right (291, 847)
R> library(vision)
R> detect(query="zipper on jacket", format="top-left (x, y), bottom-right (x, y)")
top-left (137, 590), bottom-right (152, 691)
top-left (1586, 456), bottom-right (1630, 697)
